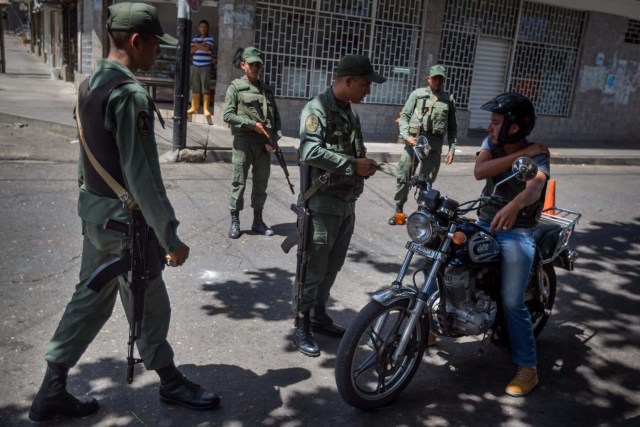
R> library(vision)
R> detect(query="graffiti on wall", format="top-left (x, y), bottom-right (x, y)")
top-left (579, 55), bottom-right (640, 105)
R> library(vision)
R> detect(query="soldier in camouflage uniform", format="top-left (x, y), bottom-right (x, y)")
top-left (292, 55), bottom-right (385, 357)
top-left (29, 3), bottom-right (219, 422)
top-left (223, 47), bottom-right (281, 239)
top-left (389, 64), bottom-right (458, 224)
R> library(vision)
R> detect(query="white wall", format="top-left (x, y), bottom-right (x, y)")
top-left (533, 0), bottom-right (640, 20)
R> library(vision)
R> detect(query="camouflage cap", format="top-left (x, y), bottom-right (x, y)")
top-left (242, 47), bottom-right (264, 64)
top-left (107, 2), bottom-right (177, 46)
top-left (336, 55), bottom-right (386, 83)
top-left (429, 64), bottom-right (446, 78)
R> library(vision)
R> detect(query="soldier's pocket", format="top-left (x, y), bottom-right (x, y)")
top-left (312, 230), bottom-right (328, 245)
top-left (431, 103), bottom-right (449, 136)
top-left (85, 222), bottom-right (125, 254)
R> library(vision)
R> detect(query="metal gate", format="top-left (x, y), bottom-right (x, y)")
top-left (255, 0), bottom-right (426, 105)
top-left (439, 0), bottom-right (585, 117)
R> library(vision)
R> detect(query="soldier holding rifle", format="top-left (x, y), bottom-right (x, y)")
top-left (223, 47), bottom-right (283, 239)
top-left (286, 55), bottom-right (386, 357)
top-left (28, 3), bottom-right (219, 422)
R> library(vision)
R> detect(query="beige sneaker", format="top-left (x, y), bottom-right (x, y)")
top-left (505, 367), bottom-right (538, 397)
top-left (427, 330), bottom-right (437, 346)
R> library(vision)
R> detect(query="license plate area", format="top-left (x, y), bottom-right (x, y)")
top-left (406, 242), bottom-right (445, 261)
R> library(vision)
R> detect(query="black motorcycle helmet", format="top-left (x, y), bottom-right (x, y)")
top-left (481, 92), bottom-right (536, 144)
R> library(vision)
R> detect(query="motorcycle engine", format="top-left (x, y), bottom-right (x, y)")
top-left (443, 266), bottom-right (497, 335)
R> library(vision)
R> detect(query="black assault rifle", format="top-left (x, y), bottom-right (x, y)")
top-left (82, 210), bottom-right (166, 384)
top-left (268, 134), bottom-right (295, 195)
top-left (247, 99), bottom-right (295, 195)
top-left (281, 164), bottom-right (320, 311)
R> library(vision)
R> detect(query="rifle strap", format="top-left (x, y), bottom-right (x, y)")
top-left (302, 171), bottom-right (331, 202)
top-left (76, 98), bottom-right (140, 211)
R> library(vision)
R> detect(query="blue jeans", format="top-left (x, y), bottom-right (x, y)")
top-left (476, 221), bottom-right (537, 368)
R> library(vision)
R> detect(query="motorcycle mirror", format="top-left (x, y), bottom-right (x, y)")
top-left (491, 157), bottom-right (538, 197)
top-left (414, 135), bottom-right (431, 161)
top-left (512, 156), bottom-right (538, 181)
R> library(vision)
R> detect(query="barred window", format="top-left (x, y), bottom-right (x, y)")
top-left (255, 0), bottom-right (425, 104)
top-left (438, 0), bottom-right (585, 116)
top-left (625, 19), bottom-right (640, 45)
top-left (510, 2), bottom-right (585, 116)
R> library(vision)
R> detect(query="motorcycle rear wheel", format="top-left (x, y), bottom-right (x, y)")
top-left (528, 263), bottom-right (557, 336)
top-left (335, 298), bottom-right (427, 409)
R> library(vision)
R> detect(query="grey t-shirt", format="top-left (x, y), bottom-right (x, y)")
top-left (477, 136), bottom-right (550, 227)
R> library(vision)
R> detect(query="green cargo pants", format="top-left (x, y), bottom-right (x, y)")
top-left (229, 136), bottom-right (271, 211)
top-left (393, 140), bottom-right (443, 208)
top-left (44, 221), bottom-right (174, 370)
top-left (292, 211), bottom-right (356, 313)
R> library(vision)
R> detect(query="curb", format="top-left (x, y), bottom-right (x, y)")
top-left (0, 112), bottom-right (78, 139)
top-left (2, 111), bottom-right (638, 166)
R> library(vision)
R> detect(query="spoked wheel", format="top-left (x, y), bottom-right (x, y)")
top-left (527, 263), bottom-right (557, 337)
top-left (335, 298), bottom-right (427, 409)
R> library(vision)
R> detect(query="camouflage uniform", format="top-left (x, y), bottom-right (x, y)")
top-left (292, 87), bottom-right (367, 313)
top-left (393, 65), bottom-right (457, 215)
top-left (223, 75), bottom-right (281, 212)
top-left (46, 58), bottom-right (179, 372)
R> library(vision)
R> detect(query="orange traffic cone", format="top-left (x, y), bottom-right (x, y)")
top-left (543, 179), bottom-right (556, 215)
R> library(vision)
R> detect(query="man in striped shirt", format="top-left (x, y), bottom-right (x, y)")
top-left (187, 19), bottom-right (215, 117)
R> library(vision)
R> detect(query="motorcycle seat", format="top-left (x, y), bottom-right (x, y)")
top-left (534, 221), bottom-right (563, 260)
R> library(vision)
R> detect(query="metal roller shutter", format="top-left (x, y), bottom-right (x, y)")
top-left (467, 37), bottom-right (511, 130)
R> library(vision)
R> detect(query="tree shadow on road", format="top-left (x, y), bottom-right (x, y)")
top-left (1, 357), bottom-right (312, 427)
top-left (200, 267), bottom-right (293, 322)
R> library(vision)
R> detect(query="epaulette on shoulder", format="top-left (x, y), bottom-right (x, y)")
top-left (415, 87), bottom-right (431, 98)
top-left (231, 78), bottom-right (251, 91)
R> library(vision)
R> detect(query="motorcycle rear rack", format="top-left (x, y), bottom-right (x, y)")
top-left (539, 207), bottom-right (582, 265)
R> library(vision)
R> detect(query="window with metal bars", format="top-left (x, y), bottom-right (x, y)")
top-left (625, 19), bottom-right (640, 45)
top-left (438, 0), bottom-right (585, 116)
top-left (254, 0), bottom-right (425, 105)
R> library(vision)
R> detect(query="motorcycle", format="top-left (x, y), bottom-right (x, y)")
top-left (334, 136), bottom-right (581, 409)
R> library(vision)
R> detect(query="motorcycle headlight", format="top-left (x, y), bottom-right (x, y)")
top-left (407, 211), bottom-right (438, 244)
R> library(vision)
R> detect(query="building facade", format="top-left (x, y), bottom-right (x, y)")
top-left (21, 0), bottom-right (640, 144)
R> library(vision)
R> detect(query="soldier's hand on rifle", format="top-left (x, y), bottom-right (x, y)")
top-left (167, 243), bottom-right (190, 267)
top-left (406, 136), bottom-right (417, 146)
top-left (255, 122), bottom-right (270, 139)
top-left (255, 122), bottom-right (274, 152)
top-left (355, 158), bottom-right (379, 177)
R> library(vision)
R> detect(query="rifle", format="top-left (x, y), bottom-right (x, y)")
top-left (281, 164), bottom-right (315, 312)
top-left (247, 99), bottom-right (295, 195)
top-left (83, 210), bottom-right (166, 384)
top-left (267, 134), bottom-right (295, 195)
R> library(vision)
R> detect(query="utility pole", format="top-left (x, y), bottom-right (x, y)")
top-left (0, 2), bottom-right (6, 73)
top-left (171, 0), bottom-right (192, 152)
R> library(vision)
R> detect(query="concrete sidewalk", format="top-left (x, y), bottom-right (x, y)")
top-left (1, 34), bottom-right (639, 166)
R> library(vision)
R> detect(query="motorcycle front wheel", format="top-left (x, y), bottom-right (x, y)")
top-left (335, 298), bottom-right (427, 409)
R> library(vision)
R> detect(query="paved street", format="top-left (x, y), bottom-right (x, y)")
top-left (0, 121), bottom-right (639, 426)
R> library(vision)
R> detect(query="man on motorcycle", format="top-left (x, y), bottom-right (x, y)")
top-left (474, 92), bottom-right (550, 397)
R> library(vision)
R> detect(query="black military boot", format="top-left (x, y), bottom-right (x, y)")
top-left (311, 303), bottom-right (346, 337)
top-left (293, 311), bottom-right (320, 357)
top-left (28, 362), bottom-right (99, 422)
top-left (157, 363), bottom-right (220, 410)
top-left (251, 208), bottom-right (274, 236)
top-left (228, 210), bottom-right (240, 239)
top-left (388, 203), bottom-right (404, 225)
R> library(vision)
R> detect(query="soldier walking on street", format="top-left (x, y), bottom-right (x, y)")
top-left (28, 3), bottom-right (220, 422)
top-left (291, 55), bottom-right (385, 357)
top-left (389, 64), bottom-right (458, 224)
top-left (223, 47), bottom-right (282, 239)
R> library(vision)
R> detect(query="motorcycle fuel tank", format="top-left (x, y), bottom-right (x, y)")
top-left (468, 230), bottom-right (501, 263)
top-left (451, 222), bottom-right (501, 264)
